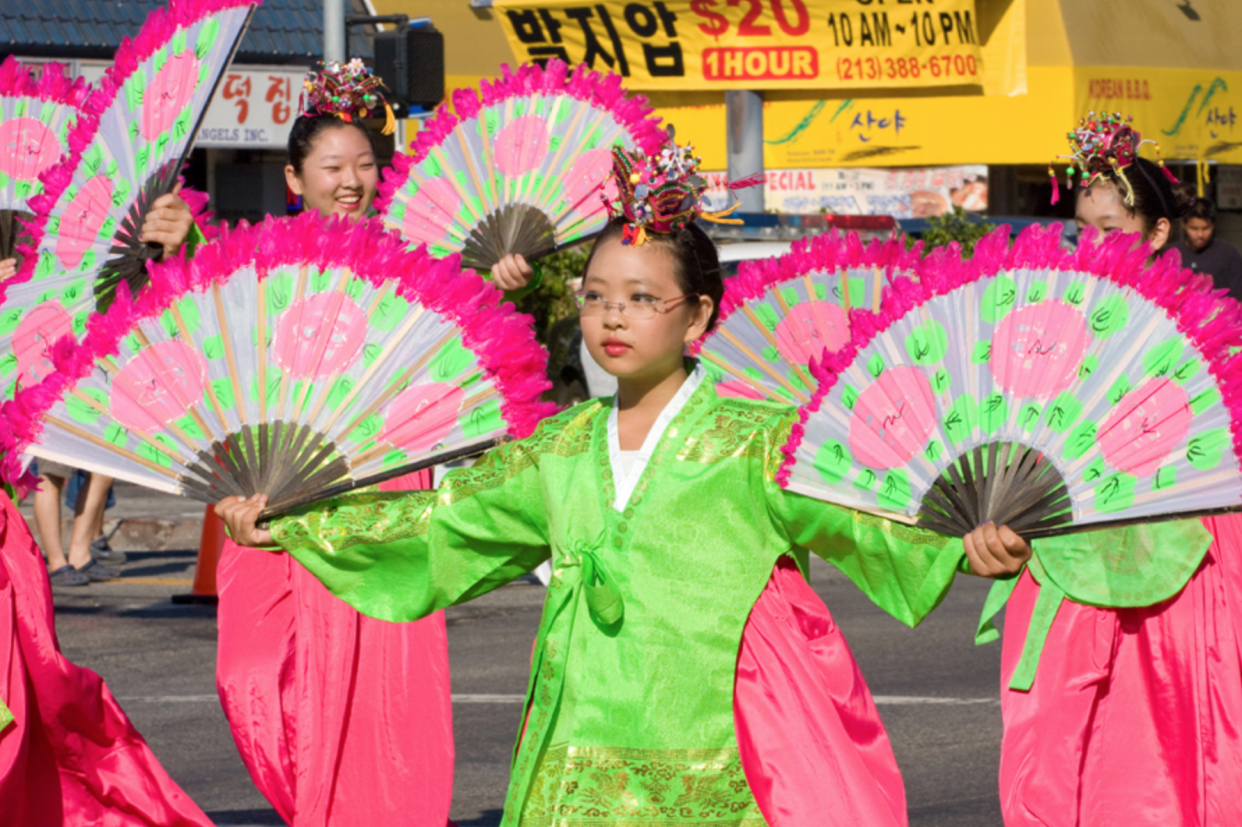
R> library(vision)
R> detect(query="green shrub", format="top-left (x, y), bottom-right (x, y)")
top-left (516, 245), bottom-right (588, 344)
top-left (915, 206), bottom-right (995, 257)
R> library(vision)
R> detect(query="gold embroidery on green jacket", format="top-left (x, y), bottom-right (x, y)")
top-left (521, 745), bottom-right (765, 826)
top-left (854, 510), bottom-right (951, 550)
top-left (677, 401), bottom-right (793, 471)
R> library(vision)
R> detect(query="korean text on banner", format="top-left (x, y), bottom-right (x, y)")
top-left (494, 0), bottom-right (984, 91)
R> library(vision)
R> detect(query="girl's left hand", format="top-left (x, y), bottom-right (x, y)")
top-left (963, 522), bottom-right (1031, 577)
top-left (491, 253), bottom-right (534, 291)
top-left (0, 258), bottom-right (16, 282)
top-left (140, 181), bottom-right (195, 259)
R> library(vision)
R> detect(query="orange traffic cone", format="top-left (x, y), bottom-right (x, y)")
top-left (172, 504), bottom-right (223, 605)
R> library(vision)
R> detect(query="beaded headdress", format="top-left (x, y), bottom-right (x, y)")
top-left (602, 137), bottom-right (756, 246)
top-left (300, 59), bottom-right (395, 135)
top-left (1048, 111), bottom-right (1177, 205)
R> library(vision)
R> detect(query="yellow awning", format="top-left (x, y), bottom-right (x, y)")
top-left (371, 0), bottom-right (1242, 168)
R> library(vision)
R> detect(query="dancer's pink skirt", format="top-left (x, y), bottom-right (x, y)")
top-left (1000, 514), bottom-right (1242, 826)
top-left (736, 555), bottom-right (908, 827)
top-left (0, 493), bottom-right (211, 826)
top-left (216, 470), bottom-right (454, 826)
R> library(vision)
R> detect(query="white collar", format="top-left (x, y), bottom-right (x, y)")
top-left (607, 362), bottom-right (706, 512)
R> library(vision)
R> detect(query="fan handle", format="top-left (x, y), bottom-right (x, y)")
top-left (0, 209), bottom-right (32, 264)
top-left (1016, 504), bottom-right (1242, 539)
top-left (255, 436), bottom-right (499, 527)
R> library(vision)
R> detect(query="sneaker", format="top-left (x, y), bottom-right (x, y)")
top-left (49, 564), bottom-right (90, 587)
top-left (75, 559), bottom-right (120, 582)
top-left (90, 535), bottom-right (127, 566)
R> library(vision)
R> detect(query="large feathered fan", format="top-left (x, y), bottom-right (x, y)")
top-left (778, 224), bottom-right (1242, 538)
top-left (2, 213), bottom-right (555, 516)
top-left (0, 0), bottom-right (256, 401)
top-left (376, 59), bottom-right (666, 270)
top-left (0, 59), bottom-right (89, 262)
top-left (697, 232), bottom-right (919, 405)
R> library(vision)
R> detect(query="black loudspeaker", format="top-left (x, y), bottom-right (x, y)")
top-left (374, 28), bottom-right (445, 112)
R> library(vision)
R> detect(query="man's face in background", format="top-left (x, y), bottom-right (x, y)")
top-left (1185, 217), bottom-right (1215, 251)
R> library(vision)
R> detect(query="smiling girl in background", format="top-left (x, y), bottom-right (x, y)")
top-left (214, 62), bottom-right (456, 827)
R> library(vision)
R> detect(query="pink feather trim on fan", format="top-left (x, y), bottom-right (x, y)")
top-left (774, 222), bottom-right (1242, 486)
top-left (375, 59), bottom-right (665, 217)
top-left (0, 212), bottom-right (555, 482)
top-left (715, 230), bottom-right (923, 328)
top-left (0, 58), bottom-right (90, 107)
top-left (101, 0), bottom-right (260, 104)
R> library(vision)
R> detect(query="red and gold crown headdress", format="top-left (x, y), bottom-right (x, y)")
top-left (1048, 111), bottom-right (1177, 205)
top-left (300, 58), bottom-right (395, 135)
top-left (602, 135), bottom-right (756, 246)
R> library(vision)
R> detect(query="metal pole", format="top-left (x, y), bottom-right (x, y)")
top-left (324, 0), bottom-right (346, 64)
top-left (726, 90), bottom-right (765, 213)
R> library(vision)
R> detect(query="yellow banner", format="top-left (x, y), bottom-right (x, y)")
top-left (493, 0), bottom-right (984, 91)
top-left (1076, 67), bottom-right (1242, 166)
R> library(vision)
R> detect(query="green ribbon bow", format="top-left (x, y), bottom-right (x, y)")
top-left (574, 544), bottom-right (625, 627)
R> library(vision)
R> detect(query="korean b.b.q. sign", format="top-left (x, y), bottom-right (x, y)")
top-left (495, 0), bottom-right (984, 91)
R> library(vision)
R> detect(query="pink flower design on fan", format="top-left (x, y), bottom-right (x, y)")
top-left (848, 366), bottom-right (937, 469)
top-left (1098, 378), bottom-right (1192, 477)
top-left (774, 301), bottom-right (851, 365)
top-left (379, 382), bottom-right (464, 452)
top-left (140, 52), bottom-right (200, 142)
top-left (989, 301), bottom-right (1088, 399)
top-left (715, 380), bottom-right (766, 400)
top-left (12, 302), bottom-right (73, 386)
top-left (0, 117), bottom-right (60, 183)
top-left (55, 174), bottom-right (113, 269)
top-left (494, 114), bottom-right (551, 177)
top-left (402, 177), bottom-right (461, 245)
top-left (564, 148), bottom-right (615, 217)
top-left (110, 340), bottom-right (208, 434)
top-left (275, 293), bottom-right (368, 379)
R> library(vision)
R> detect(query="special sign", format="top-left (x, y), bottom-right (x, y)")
top-left (494, 0), bottom-right (983, 91)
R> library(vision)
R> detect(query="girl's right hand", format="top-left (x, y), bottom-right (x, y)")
top-left (491, 253), bottom-right (534, 291)
top-left (962, 522), bottom-right (1031, 577)
top-left (0, 258), bottom-right (16, 282)
top-left (216, 494), bottom-right (275, 548)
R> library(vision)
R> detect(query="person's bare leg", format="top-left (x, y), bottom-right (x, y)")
top-left (34, 473), bottom-right (68, 570)
top-left (68, 473), bottom-right (113, 569)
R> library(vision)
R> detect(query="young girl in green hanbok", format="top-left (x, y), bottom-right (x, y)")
top-left (218, 141), bottom-right (1030, 827)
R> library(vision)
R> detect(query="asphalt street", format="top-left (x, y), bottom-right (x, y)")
top-left (50, 548), bottom-right (1007, 827)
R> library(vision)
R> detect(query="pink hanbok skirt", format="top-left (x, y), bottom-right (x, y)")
top-left (999, 514), bottom-right (1242, 826)
top-left (736, 555), bottom-right (908, 827)
top-left (216, 470), bottom-right (455, 826)
top-left (0, 493), bottom-right (211, 826)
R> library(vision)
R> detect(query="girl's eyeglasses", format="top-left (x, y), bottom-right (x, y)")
top-left (573, 290), bottom-right (699, 320)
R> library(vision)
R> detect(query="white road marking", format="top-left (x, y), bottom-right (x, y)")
top-left (452, 693), bottom-right (527, 703)
top-left (122, 694), bottom-right (219, 703)
top-left (121, 693), bottom-right (998, 705)
top-left (872, 696), bottom-right (1000, 706)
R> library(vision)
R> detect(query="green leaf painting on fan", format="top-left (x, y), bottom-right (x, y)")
top-left (376, 59), bottom-right (667, 271)
top-left (0, 0), bottom-right (257, 405)
top-left (777, 223), bottom-right (1242, 538)
top-left (1, 213), bottom-right (555, 517)
top-left (696, 231), bottom-right (922, 405)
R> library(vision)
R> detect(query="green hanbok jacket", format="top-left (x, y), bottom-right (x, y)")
top-left (271, 366), bottom-right (968, 825)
